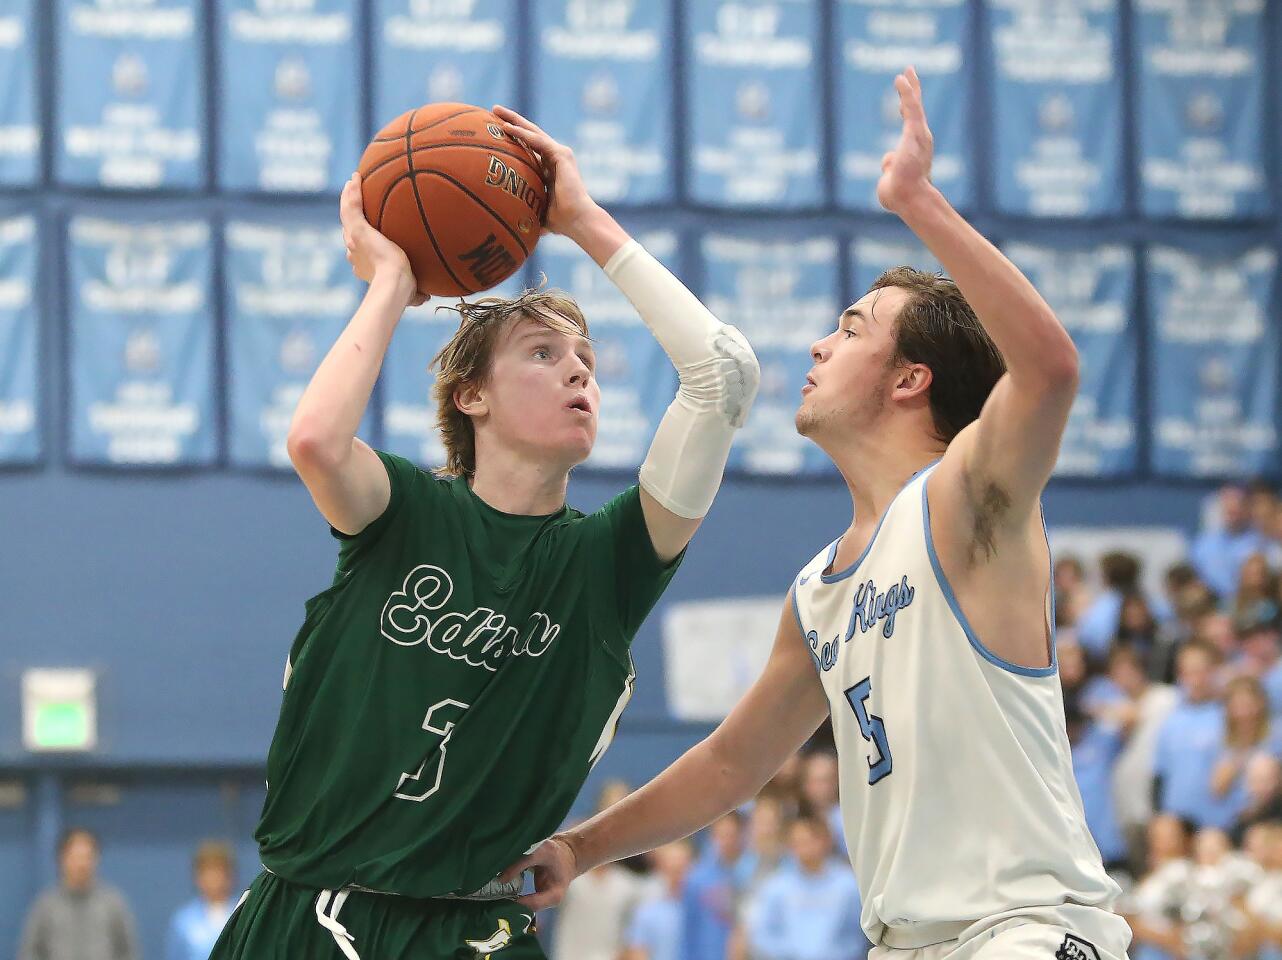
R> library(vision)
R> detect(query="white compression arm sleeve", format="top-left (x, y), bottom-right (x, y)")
top-left (603, 239), bottom-right (760, 519)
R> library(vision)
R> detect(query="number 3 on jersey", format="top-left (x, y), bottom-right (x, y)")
top-left (394, 699), bottom-right (470, 802)
top-left (844, 677), bottom-right (892, 784)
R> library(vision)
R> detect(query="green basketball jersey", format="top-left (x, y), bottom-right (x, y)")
top-left (255, 451), bottom-right (683, 897)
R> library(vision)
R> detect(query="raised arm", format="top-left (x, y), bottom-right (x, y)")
top-left (285, 174), bottom-right (423, 535)
top-left (500, 595), bottom-right (829, 910)
top-left (494, 107), bottom-right (760, 562)
top-left (878, 68), bottom-right (1078, 529)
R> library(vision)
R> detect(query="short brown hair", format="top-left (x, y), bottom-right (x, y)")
top-left (870, 267), bottom-right (1006, 443)
top-left (193, 841), bottom-right (234, 873)
top-left (430, 286), bottom-right (589, 477)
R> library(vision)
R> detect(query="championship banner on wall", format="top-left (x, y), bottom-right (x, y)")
top-left (0, 0), bottom-right (39, 185)
top-left (217, 0), bottom-right (360, 193)
top-left (988, 0), bottom-right (1122, 217)
top-left (66, 214), bottom-right (216, 466)
top-left (1004, 241), bottom-right (1137, 476)
top-left (685, 0), bottom-right (822, 208)
top-left (55, 0), bottom-right (204, 189)
top-left (701, 231), bottom-right (838, 476)
top-left (225, 217), bottom-right (368, 469)
top-left (849, 232), bottom-right (940, 297)
top-left (532, 229), bottom-right (679, 471)
top-left (1135, 0), bottom-right (1269, 218)
top-left (1147, 245), bottom-right (1278, 477)
top-left (532, 0), bottom-right (673, 205)
top-left (381, 272), bottom-right (526, 469)
top-left (372, 0), bottom-right (516, 128)
top-left (0, 212), bottom-right (39, 463)
top-left (835, 0), bottom-right (971, 212)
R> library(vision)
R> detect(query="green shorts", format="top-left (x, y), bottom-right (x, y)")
top-left (210, 870), bottom-right (547, 960)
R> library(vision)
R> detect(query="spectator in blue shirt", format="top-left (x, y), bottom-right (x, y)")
top-left (1153, 642), bottom-right (1227, 828)
top-left (799, 750), bottom-right (845, 857)
top-left (1234, 604), bottom-right (1282, 716)
top-left (746, 816), bottom-right (868, 960)
top-left (1209, 676), bottom-right (1282, 832)
top-left (1065, 701), bottom-right (1129, 874)
top-left (622, 840), bottom-right (692, 960)
top-left (1191, 485), bottom-right (1269, 600)
top-left (683, 812), bottom-right (745, 960)
top-left (1077, 552), bottom-right (1142, 662)
top-left (165, 841), bottom-right (237, 960)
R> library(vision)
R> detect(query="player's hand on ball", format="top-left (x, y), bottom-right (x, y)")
top-left (340, 173), bottom-right (426, 307)
top-left (876, 66), bottom-right (935, 216)
top-left (491, 105), bottom-right (596, 238)
top-left (499, 835), bottom-right (579, 911)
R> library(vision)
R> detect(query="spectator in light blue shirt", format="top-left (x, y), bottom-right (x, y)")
top-left (1191, 485), bottom-right (1269, 600)
top-left (1076, 552), bottom-right (1142, 662)
top-left (1233, 605), bottom-right (1282, 716)
top-left (622, 840), bottom-right (692, 960)
top-left (683, 812), bottom-right (745, 960)
top-left (1153, 642), bottom-right (1227, 828)
top-left (747, 816), bottom-right (869, 960)
top-left (1208, 676), bottom-right (1282, 832)
top-left (1065, 702), bottom-right (1128, 872)
top-left (165, 841), bottom-right (237, 960)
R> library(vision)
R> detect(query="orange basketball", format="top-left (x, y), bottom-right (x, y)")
top-left (357, 103), bottom-right (547, 297)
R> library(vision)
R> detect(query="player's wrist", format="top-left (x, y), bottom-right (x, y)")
top-left (886, 181), bottom-right (946, 222)
top-left (370, 263), bottom-right (418, 307)
top-left (552, 830), bottom-right (588, 877)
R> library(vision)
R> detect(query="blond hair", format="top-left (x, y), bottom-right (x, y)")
top-left (430, 286), bottom-right (589, 477)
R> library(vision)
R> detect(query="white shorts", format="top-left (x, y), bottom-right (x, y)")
top-left (871, 904), bottom-right (1132, 960)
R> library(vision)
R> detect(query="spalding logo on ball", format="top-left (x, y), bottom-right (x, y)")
top-left (357, 103), bottom-right (549, 298)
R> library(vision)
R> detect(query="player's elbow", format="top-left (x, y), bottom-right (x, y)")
top-left (286, 426), bottom-right (347, 474)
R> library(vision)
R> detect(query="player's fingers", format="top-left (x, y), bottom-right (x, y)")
top-left (515, 886), bottom-right (563, 912)
top-left (906, 64), bottom-right (922, 94)
top-left (339, 175), bottom-right (365, 226)
top-left (498, 855), bottom-right (535, 885)
top-left (492, 104), bottom-right (549, 139)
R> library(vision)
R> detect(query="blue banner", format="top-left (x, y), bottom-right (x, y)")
top-left (55, 0), bottom-right (204, 188)
top-left (531, 229), bottom-right (679, 471)
top-left (225, 218), bottom-right (368, 469)
top-left (701, 232), bottom-right (838, 475)
top-left (217, 0), bottom-right (359, 193)
top-left (532, 0), bottom-right (673, 205)
top-left (0, 0), bottom-right (39, 184)
top-left (66, 215), bottom-right (216, 465)
top-left (0, 213), bottom-right (39, 463)
top-left (1147, 245), bottom-right (1278, 477)
top-left (372, 0), bottom-right (516, 127)
top-left (685, 0), bottom-right (822, 208)
top-left (836, 0), bottom-right (971, 211)
top-left (381, 272), bottom-right (526, 469)
top-left (988, 0), bottom-right (1122, 217)
top-left (1135, 0), bottom-right (1269, 218)
top-left (849, 233), bottom-right (940, 297)
top-left (1004, 241), bottom-right (1137, 476)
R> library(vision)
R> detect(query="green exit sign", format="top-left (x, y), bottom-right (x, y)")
top-left (23, 670), bottom-right (97, 752)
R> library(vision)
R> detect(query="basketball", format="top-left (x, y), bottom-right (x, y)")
top-left (357, 103), bottom-right (548, 298)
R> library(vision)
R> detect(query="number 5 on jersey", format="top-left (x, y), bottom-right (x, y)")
top-left (394, 699), bottom-right (470, 802)
top-left (844, 677), bottom-right (892, 784)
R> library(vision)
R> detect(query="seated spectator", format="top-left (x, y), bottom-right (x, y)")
top-left (1231, 552), bottom-right (1278, 624)
top-left (621, 841), bottom-right (693, 960)
top-left (1100, 644), bottom-right (1178, 875)
top-left (1119, 815), bottom-right (1192, 960)
top-left (1054, 553), bottom-right (1091, 628)
top-left (1248, 480), bottom-right (1280, 560)
top-left (1234, 604), bottom-right (1282, 715)
top-left (1077, 551), bottom-right (1143, 661)
top-left (1209, 676), bottom-right (1282, 830)
top-left (798, 751), bottom-right (844, 856)
top-left (1113, 593), bottom-right (1180, 685)
top-left (165, 841), bottom-right (237, 960)
top-left (1153, 642), bottom-right (1226, 828)
top-left (1191, 484), bottom-right (1269, 600)
top-left (739, 796), bottom-right (790, 898)
top-left (1241, 820), bottom-right (1282, 960)
top-left (683, 812), bottom-right (746, 960)
top-left (756, 752), bottom-right (803, 820)
top-left (1232, 754), bottom-right (1282, 846)
top-left (1058, 637), bottom-right (1093, 711)
top-left (1066, 700), bottom-right (1129, 877)
top-left (746, 817), bottom-right (869, 960)
top-left (1192, 611), bottom-right (1240, 670)
top-left (19, 827), bottom-right (140, 960)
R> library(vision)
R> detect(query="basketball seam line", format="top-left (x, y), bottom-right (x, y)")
top-left (413, 168), bottom-right (533, 259)
top-left (368, 105), bottom-right (484, 143)
top-left (360, 141), bottom-right (540, 186)
top-left (404, 107), bottom-right (472, 294)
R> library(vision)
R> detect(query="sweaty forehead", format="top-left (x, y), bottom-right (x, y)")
top-left (845, 285), bottom-right (910, 325)
top-left (507, 314), bottom-right (590, 346)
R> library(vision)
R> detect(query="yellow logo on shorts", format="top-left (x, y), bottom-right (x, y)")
top-left (465, 916), bottom-right (534, 957)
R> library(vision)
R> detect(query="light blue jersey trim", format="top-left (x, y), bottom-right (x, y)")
top-left (792, 580), bottom-right (823, 674)
top-left (820, 460), bottom-right (941, 584)
top-left (921, 471), bottom-right (1058, 679)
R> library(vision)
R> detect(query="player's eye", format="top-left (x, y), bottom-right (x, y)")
top-left (579, 352), bottom-right (595, 371)
top-left (532, 346), bottom-right (551, 360)
top-left (843, 328), bottom-right (857, 339)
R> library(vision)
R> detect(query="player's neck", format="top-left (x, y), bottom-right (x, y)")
top-left (469, 449), bottom-right (570, 516)
top-left (829, 428), bottom-right (944, 534)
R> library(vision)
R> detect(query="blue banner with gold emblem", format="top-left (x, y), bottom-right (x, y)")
top-left (1004, 241), bottom-right (1137, 476)
top-left (217, 0), bottom-right (359, 193)
top-left (988, 0), bottom-right (1123, 217)
top-left (381, 271), bottom-right (527, 469)
top-left (531, 227), bottom-right (679, 471)
top-left (0, 0), bottom-right (39, 185)
top-left (1147, 244), bottom-right (1278, 477)
top-left (55, 0), bottom-right (204, 188)
top-left (835, 0), bottom-right (971, 211)
top-left (685, 0), bottom-right (822, 208)
top-left (1135, 0), bottom-right (1269, 219)
top-left (372, 0), bottom-right (517, 129)
top-left (701, 231), bottom-right (838, 475)
top-left (0, 211), bottom-right (39, 463)
top-left (66, 213), bottom-right (216, 465)
top-left (225, 216), bottom-right (370, 469)
top-left (532, 0), bottom-right (673, 205)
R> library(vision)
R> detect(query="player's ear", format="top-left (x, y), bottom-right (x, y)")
top-left (454, 381), bottom-right (487, 419)
top-left (893, 362), bottom-right (932, 401)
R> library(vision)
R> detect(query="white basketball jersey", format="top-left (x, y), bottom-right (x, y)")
top-left (792, 464), bottom-right (1120, 947)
